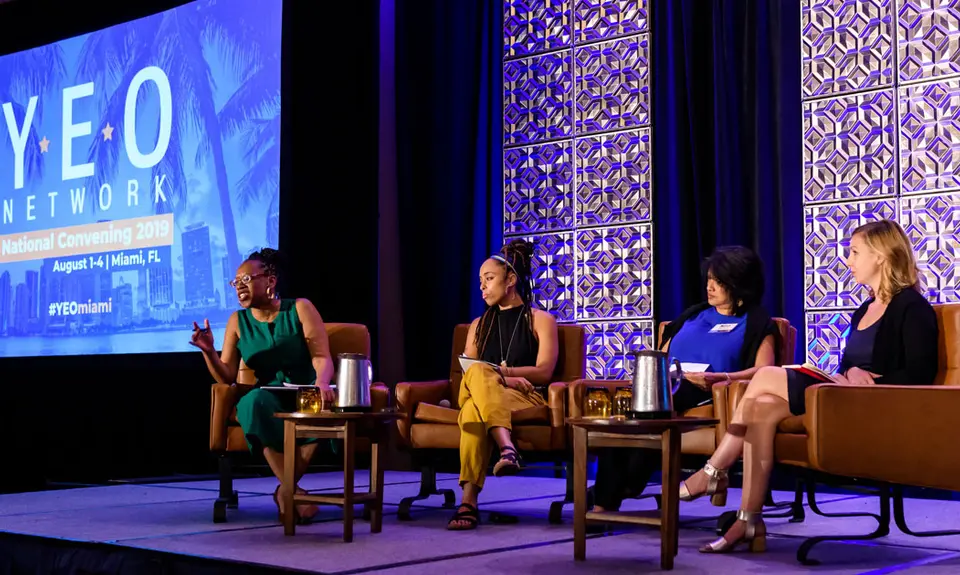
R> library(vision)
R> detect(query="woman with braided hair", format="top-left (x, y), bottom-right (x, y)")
top-left (190, 248), bottom-right (334, 525)
top-left (447, 239), bottom-right (559, 531)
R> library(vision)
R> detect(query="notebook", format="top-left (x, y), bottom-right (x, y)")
top-left (458, 355), bottom-right (502, 375)
top-left (783, 363), bottom-right (837, 383)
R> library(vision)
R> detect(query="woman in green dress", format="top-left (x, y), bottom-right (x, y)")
top-left (190, 248), bottom-right (335, 523)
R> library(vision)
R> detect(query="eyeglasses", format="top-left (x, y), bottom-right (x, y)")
top-left (229, 273), bottom-right (268, 288)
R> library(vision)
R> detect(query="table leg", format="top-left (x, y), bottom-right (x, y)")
top-left (342, 420), bottom-right (355, 542)
top-left (283, 420), bottom-right (297, 536)
top-left (659, 428), bottom-right (681, 569)
top-left (369, 435), bottom-right (384, 533)
top-left (573, 426), bottom-right (588, 561)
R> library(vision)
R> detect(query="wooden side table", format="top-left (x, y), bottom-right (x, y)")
top-left (275, 411), bottom-right (400, 542)
top-left (567, 416), bottom-right (718, 570)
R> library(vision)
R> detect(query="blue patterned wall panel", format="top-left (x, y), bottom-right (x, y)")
top-left (584, 319), bottom-right (653, 380)
top-left (524, 232), bottom-right (576, 322)
top-left (900, 79), bottom-right (960, 194)
top-left (504, 142), bottom-right (575, 235)
top-left (802, 0), bottom-right (894, 98)
top-left (576, 224), bottom-right (653, 320)
top-left (575, 34), bottom-right (649, 134)
top-left (504, 0), bottom-right (572, 59)
top-left (574, 0), bottom-right (648, 43)
top-left (803, 90), bottom-right (896, 203)
top-left (806, 311), bottom-right (852, 372)
top-left (805, 199), bottom-right (898, 308)
top-left (901, 192), bottom-right (960, 303)
top-left (505, 52), bottom-right (573, 146)
top-left (576, 128), bottom-right (651, 226)
top-left (898, 0), bottom-right (960, 82)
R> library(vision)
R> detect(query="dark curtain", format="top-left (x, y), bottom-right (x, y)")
top-left (384, 0), bottom-right (503, 381)
top-left (652, 0), bottom-right (803, 343)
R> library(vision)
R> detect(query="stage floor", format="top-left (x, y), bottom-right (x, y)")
top-left (2, 471), bottom-right (960, 574)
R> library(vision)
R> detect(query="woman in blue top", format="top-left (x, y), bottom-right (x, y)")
top-left (592, 246), bottom-right (781, 513)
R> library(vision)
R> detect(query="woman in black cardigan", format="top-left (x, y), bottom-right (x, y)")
top-left (695, 220), bottom-right (939, 554)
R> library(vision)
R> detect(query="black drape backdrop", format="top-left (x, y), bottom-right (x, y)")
top-left (652, 0), bottom-right (803, 341)
top-left (383, 0), bottom-right (503, 383)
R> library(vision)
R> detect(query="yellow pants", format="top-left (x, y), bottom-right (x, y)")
top-left (457, 364), bottom-right (546, 488)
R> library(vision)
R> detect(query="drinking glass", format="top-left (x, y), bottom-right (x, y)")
top-left (297, 387), bottom-right (323, 414)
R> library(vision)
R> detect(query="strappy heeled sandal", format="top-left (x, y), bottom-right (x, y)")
top-left (678, 462), bottom-right (729, 506)
top-left (274, 485), bottom-right (311, 525)
top-left (446, 503), bottom-right (481, 531)
top-left (492, 445), bottom-right (521, 477)
top-left (699, 509), bottom-right (767, 553)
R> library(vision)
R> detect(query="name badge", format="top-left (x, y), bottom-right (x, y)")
top-left (709, 323), bottom-right (739, 333)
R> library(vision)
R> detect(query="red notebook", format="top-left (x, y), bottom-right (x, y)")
top-left (784, 363), bottom-right (837, 383)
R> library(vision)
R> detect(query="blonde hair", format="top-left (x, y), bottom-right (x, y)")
top-left (851, 220), bottom-right (921, 303)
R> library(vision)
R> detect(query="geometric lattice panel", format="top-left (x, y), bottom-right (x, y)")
top-left (803, 90), bottom-right (896, 203)
top-left (504, 0), bottom-right (572, 59)
top-left (576, 128), bottom-right (651, 226)
top-left (504, 142), bottom-right (575, 235)
top-left (575, 34), bottom-right (649, 134)
top-left (901, 192), bottom-right (960, 303)
top-left (900, 79), bottom-right (960, 194)
top-left (527, 232), bottom-right (576, 322)
top-left (574, 0), bottom-right (648, 44)
top-left (804, 199), bottom-right (898, 308)
top-left (505, 52), bottom-right (574, 146)
top-left (898, 0), bottom-right (960, 82)
top-left (584, 319), bottom-right (654, 380)
top-left (805, 311), bottom-right (852, 372)
top-left (802, 0), bottom-right (894, 98)
top-left (576, 224), bottom-right (653, 320)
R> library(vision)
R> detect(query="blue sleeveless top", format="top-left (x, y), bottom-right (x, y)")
top-left (667, 307), bottom-right (747, 373)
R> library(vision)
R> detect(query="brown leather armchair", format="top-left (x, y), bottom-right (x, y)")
top-left (394, 323), bottom-right (585, 520)
top-left (557, 317), bottom-right (796, 521)
top-left (209, 322), bottom-right (389, 523)
top-left (728, 303), bottom-right (960, 564)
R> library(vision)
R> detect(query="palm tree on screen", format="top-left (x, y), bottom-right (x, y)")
top-left (0, 45), bottom-right (66, 185)
top-left (204, 0), bottom-right (281, 241)
top-left (78, 2), bottom-right (256, 272)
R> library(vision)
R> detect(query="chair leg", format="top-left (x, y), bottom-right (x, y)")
top-left (397, 464), bottom-right (456, 521)
top-left (796, 482), bottom-right (891, 565)
top-left (761, 478), bottom-right (806, 522)
top-left (893, 486), bottom-right (960, 537)
top-left (549, 460), bottom-right (594, 524)
top-left (213, 454), bottom-right (237, 523)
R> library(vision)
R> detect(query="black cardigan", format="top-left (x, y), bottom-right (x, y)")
top-left (659, 303), bottom-right (783, 368)
top-left (839, 288), bottom-right (939, 385)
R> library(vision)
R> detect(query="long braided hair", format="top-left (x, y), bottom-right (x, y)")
top-left (475, 239), bottom-right (536, 358)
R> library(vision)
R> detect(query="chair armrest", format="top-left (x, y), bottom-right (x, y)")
top-left (566, 379), bottom-right (629, 419)
top-left (371, 383), bottom-right (390, 412)
top-left (710, 380), bottom-right (734, 439)
top-left (395, 380), bottom-right (451, 444)
top-left (547, 382), bottom-right (568, 428)
top-left (210, 383), bottom-right (239, 451)
top-left (804, 384), bottom-right (960, 492)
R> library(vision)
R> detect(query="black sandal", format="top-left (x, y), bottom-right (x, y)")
top-left (446, 503), bottom-right (481, 531)
top-left (493, 445), bottom-right (521, 477)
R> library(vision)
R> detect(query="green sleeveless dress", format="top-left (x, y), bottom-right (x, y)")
top-left (234, 299), bottom-right (318, 452)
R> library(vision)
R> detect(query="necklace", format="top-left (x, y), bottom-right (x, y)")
top-left (497, 305), bottom-right (525, 367)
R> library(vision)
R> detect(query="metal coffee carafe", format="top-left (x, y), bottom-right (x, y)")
top-left (334, 353), bottom-right (373, 412)
top-left (628, 350), bottom-right (682, 419)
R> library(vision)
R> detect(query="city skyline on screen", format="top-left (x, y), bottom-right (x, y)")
top-left (0, 0), bottom-right (283, 356)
